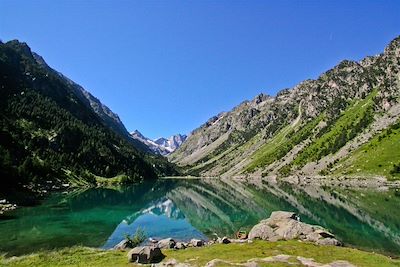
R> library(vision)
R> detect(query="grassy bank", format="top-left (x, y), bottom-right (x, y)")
top-left (2, 241), bottom-right (399, 267)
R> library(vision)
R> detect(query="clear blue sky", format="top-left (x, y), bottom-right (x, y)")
top-left (1, 0), bottom-right (399, 139)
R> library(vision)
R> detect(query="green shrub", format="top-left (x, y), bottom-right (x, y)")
top-left (125, 227), bottom-right (147, 248)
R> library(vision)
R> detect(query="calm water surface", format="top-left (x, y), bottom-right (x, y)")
top-left (1, 178), bottom-right (399, 256)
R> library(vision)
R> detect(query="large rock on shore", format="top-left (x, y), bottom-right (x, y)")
top-left (127, 246), bottom-right (164, 263)
top-left (157, 238), bottom-right (176, 249)
top-left (190, 239), bottom-right (205, 247)
top-left (248, 211), bottom-right (341, 246)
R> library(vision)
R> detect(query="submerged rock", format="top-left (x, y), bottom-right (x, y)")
top-left (248, 211), bottom-right (341, 246)
top-left (127, 246), bottom-right (164, 263)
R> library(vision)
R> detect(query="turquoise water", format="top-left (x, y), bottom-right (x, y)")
top-left (1, 178), bottom-right (399, 256)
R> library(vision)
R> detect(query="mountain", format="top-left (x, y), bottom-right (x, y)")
top-left (169, 36), bottom-right (400, 180)
top-left (0, 40), bottom-right (178, 202)
top-left (130, 130), bottom-right (187, 155)
top-left (154, 134), bottom-right (187, 152)
top-left (31, 52), bottom-right (151, 153)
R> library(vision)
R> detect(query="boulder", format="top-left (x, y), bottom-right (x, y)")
top-left (314, 228), bottom-right (335, 238)
top-left (274, 220), bottom-right (314, 240)
top-left (190, 239), bottom-right (205, 247)
top-left (174, 242), bottom-right (187, 250)
top-left (153, 259), bottom-right (191, 267)
top-left (157, 238), bottom-right (176, 249)
top-left (248, 222), bottom-right (280, 241)
top-left (217, 236), bottom-right (231, 244)
top-left (269, 211), bottom-right (297, 221)
top-left (127, 246), bottom-right (164, 263)
top-left (248, 211), bottom-right (341, 246)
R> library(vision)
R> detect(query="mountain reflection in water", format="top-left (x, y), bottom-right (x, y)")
top-left (102, 198), bottom-right (206, 249)
top-left (0, 178), bottom-right (399, 257)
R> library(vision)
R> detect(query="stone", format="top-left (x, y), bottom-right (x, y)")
top-left (325, 260), bottom-right (356, 267)
top-left (157, 238), bottom-right (176, 249)
top-left (314, 228), bottom-right (335, 238)
top-left (305, 231), bottom-right (322, 242)
top-left (217, 236), bottom-right (231, 244)
top-left (249, 211), bottom-right (341, 245)
top-left (152, 259), bottom-right (191, 267)
top-left (316, 238), bottom-right (342, 246)
top-left (274, 220), bottom-right (314, 240)
top-left (174, 242), bottom-right (187, 250)
top-left (272, 254), bottom-right (291, 262)
top-left (127, 246), bottom-right (164, 263)
top-left (248, 222), bottom-right (280, 241)
top-left (297, 256), bottom-right (321, 267)
top-left (190, 239), bottom-right (205, 247)
top-left (269, 211), bottom-right (297, 221)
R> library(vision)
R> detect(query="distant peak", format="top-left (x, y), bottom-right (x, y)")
top-left (253, 93), bottom-right (272, 104)
top-left (384, 35), bottom-right (400, 54)
top-left (131, 129), bottom-right (145, 138)
top-left (4, 40), bottom-right (33, 58)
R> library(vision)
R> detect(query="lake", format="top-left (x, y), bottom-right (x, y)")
top-left (1, 178), bottom-right (399, 256)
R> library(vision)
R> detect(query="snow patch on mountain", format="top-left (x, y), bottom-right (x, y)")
top-left (130, 130), bottom-right (187, 155)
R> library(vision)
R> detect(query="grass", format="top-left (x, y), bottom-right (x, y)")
top-left (333, 120), bottom-right (400, 180)
top-left (0, 247), bottom-right (128, 267)
top-left (166, 240), bottom-right (400, 266)
top-left (2, 241), bottom-right (399, 267)
top-left (290, 90), bottom-right (377, 168)
top-left (245, 114), bottom-right (323, 173)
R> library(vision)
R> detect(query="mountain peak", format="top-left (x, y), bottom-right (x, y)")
top-left (384, 35), bottom-right (400, 55)
top-left (131, 130), bottom-right (146, 140)
top-left (5, 40), bottom-right (34, 60)
top-left (130, 131), bottom-right (187, 155)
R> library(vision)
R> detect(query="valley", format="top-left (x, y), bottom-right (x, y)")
top-left (1, 29), bottom-right (400, 267)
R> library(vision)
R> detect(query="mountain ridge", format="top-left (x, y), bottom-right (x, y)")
top-left (0, 39), bottom-right (178, 202)
top-left (30, 51), bottom-right (152, 153)
top-left (131, 130), bottom-right (187, 155)
top-left (169, 35), bottom-right (400, 181)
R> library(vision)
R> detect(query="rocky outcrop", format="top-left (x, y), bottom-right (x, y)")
top-left (248, 211), bottom-right (341, 246)
top-left (127, 246), bottom-right (164, 263)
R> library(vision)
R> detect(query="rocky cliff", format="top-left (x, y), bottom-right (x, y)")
top-left (169, 36), bottom-right (400, 180)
